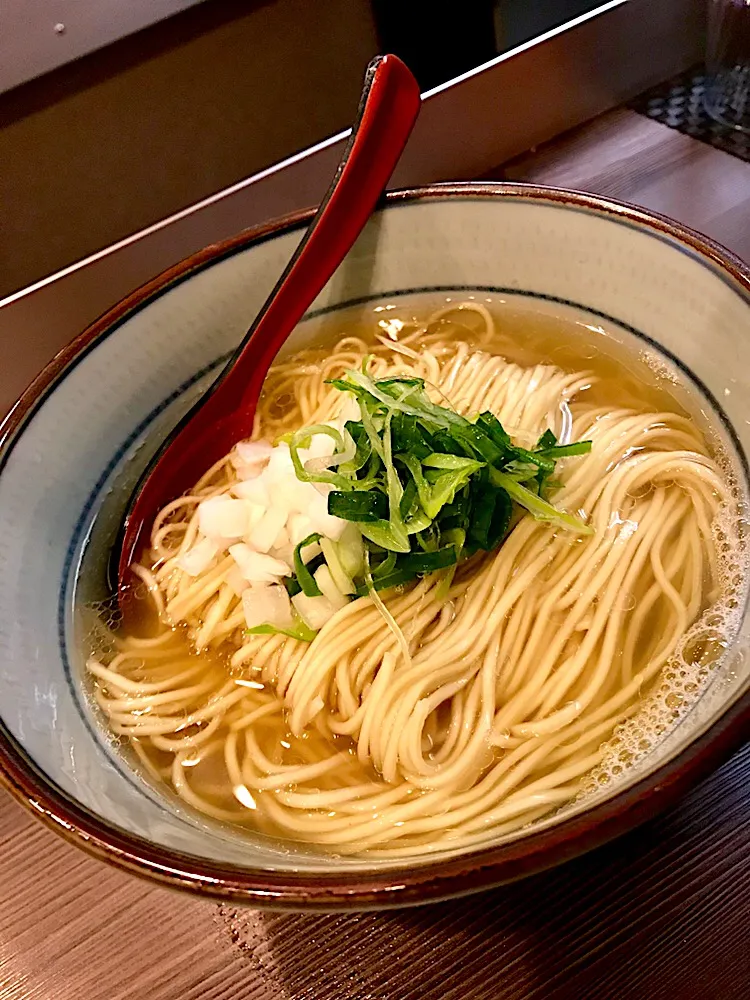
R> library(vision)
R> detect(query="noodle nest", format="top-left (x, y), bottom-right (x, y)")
top-left (88, 303), bottom-right (737, 857)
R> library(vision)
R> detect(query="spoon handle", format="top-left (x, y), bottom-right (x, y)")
top-left (118, 55), bottom-right (420, 579)
top-left (224, 54), bottom-right (422, 424)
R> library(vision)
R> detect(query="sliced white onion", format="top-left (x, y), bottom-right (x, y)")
top-left (232, 461), bottom-right (260, 481)
top-left (248, 505), bottom-right (288, 553)
top-left (247, 500), bottom-right (267, 531)
top-left (176, 536), bottom-right (220, 576)
top-left (229, 543), bottom-right (290, 583)
top-left (283, 478), bottom-right (325, 516)
top-left (273, 526), bottom-right (290, 551)
top-left (336, 395), bottom-right (360, 423)
top-left (271, 542), bottom-right (295, 567)
top-left (314, 564), bottom-right (350, 610)
top-left (304, 426), bottom-right (357, 474)
top-left (231, 441), bottom-right (273, 482)
top-left (306, 490), bottom-right (347, 540)
top-left (288, 513), bottom-right (315, 548)
top-left (312, 481), bottom-right (333, 500)
top-left (292, 591), bottom-right (340, 631)
top-left (265, 443), bottom-right (295, 482)
top-left (235, 440), bottom-right (273, 467)
top-left (226, 565), bottom-right (250, 596)
top-left (304, 455), bottom-right (337, 476)
top-left (198, 496), bottom-right (248, 541)
top-left (242, 584), bottom-right (294, 631)
top-left (300, 433), bottom-right (336, 464)
top-left (232, 476), bottom-right (270, 505)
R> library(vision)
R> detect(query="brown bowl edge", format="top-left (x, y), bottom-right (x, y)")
top-left (1, 181), bottom-right (749, 910)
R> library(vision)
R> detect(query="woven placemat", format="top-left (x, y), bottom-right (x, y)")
top-left (629, 66), bottom-right (750, 163)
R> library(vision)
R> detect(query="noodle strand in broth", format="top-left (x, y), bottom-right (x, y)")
top-left (88, 303), bottom-right (739, 857)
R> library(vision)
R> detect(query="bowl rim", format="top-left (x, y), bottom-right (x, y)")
top-left (1, 180), bottom-right (749, 910)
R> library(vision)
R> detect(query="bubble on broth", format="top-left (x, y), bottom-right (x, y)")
top-left (582, 492), bottom-right (748, 799)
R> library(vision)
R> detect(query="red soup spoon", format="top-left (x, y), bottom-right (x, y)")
top-left (115, 54), bottom-right (421, 612)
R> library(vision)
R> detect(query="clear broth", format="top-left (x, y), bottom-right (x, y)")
top-left (87, 294), bottom-right (747, 853)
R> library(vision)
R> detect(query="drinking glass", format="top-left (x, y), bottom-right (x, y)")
top-left (704, 0), bottom-right (750, 132)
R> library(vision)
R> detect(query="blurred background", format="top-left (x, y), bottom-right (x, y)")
top-left (0, 0), bottom-right (602, 299)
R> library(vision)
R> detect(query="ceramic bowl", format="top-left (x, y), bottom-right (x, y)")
top-left (1, 183), bottom-right (749, 909)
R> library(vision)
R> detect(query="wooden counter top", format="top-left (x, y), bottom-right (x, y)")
top-left (1, 106), bottom-right (748, 1000)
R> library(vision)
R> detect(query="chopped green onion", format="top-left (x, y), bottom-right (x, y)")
top-left (507, 445), bottom-right (555, 472)
top-left (288, 425), bottom-right (352, 490)
top-left (372, 550), bottom-right (398, 578)
top-left (328, 490), bottom-right (388, 522)
top-left (504, 461), bottom-right (543, 483)
top-left (358, 519), bottom-right (412, 553)
top-left (399, 476), bottom-right (418, 519)
top-left (435, 527), bottom-right (466, 600)
top-left (404, 508), bottom-right (432, 534)
top-left (358, 399), bottom-right (386, 464)
top-left (382, 409), bottom-right (409, 551)
top-left (430, 430), bottom-right (468, 457)
top-left (340, 420), bottom-right (372, 475)
top-left (246, 617), bottom-right (318, 643)
top-left (391, 412), bottom-right (433, 460)
top-left (431, 466), bottom-right (479, 518)
top-left (398, 545), bottom-right (458, 573)
top-left (356, 568), bottom-right (418, 594)
top-left (320, 537), bottom-right (355, 595)
top-left (536, 428), bottom-right (558, 449)
top-left (467, 483), bottom-right (512, 551)
top-left (374, 375), bottom-right (426, 392)
top-left (399, 454), bottom-right (477, 520)
top-left (489, 469), bottom-right (592, 533)
top-left (285, 367), bottom-right (595, 607)
top-left (422, 453), bottom-right (485, 472)
top-left (537, 441), bottom-right (593, 459)
top-left (335, 523), bottom-right (366, 579)
top-left (476, 411), bottom-right (511, 448)
top-left (398, 453), bottom-right (433, 517)
top-left (293, 533), bottom-right (323, 596)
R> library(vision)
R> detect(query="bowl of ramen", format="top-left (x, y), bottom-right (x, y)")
top-left (0, 183), bottom-right (748, 909)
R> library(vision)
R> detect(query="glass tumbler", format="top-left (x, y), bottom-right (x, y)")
top-left (704, 0), bottom-right (750, 132)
